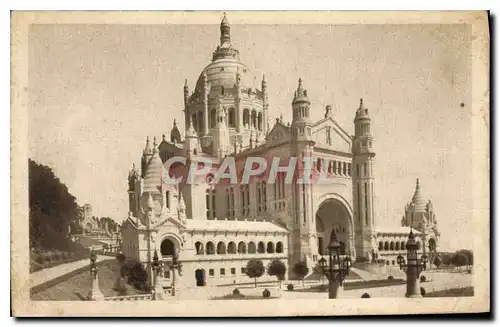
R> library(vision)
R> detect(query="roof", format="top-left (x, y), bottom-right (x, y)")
top-left (375, 226), bottom-right (422, 236)
top-left (184, 219), bottom-right (289, 234)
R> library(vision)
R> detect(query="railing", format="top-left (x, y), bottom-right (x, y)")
top-left (104, 294), bottom-right (152, 301)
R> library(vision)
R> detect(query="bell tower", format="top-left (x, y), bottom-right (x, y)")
top-left (352, 98), bottom-right (376, 260)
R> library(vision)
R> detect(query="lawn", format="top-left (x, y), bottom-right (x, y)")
top-left (31, 259), bottom-right (143, 301)
top-left (425, 287), bottom-right (474, 298)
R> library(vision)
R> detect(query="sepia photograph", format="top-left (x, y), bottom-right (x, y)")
top-left (11, 10), bottom-right (490, 316)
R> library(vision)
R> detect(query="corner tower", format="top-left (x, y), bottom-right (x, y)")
top-left (352, 98), bottom-right (376, 260)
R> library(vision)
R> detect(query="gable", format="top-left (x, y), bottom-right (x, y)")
top-left (266, 123), bottom-right (291, 147)
top-left (313, 118), bottom-right (352, 153)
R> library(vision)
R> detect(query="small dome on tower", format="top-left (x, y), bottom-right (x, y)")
top-left (355, 98), bottom-right (370, 120)
top-left (142, 150), bottom-right (164, 195)
top-left (292, 78), bottom-right (310, 105)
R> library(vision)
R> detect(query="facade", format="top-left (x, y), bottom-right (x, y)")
top-left (78, 204), bottom-right (96, 233)
top-left (121, 15), bottom-right (440, 288)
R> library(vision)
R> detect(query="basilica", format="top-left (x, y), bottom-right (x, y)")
top-left (121, 14), bottom-right (440, 289)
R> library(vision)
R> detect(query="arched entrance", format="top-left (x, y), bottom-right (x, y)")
top-left (160, 238), bottom-right (175, 256)
top-left (315, 198), bottom-right (353, 256)
top-left (195, 269), bottom-right (206, 286)
top-left (428, 238), bottom-right (437, 252)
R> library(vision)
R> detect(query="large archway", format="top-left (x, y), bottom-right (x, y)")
top-left (160, 238), bottom-right (176, 256)
top-left (315, 198), bottom-right (353, 256)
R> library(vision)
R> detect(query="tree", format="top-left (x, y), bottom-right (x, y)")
top-left (457, 249), bottom-right (473, 269)
top-left (267, 259), bottom-right (287, 288)
top-left (127, 262), bottom-right (149, 292)
top-left (452, 252), bottom-right (468, 271)
top-left (245, 259), bottom-right (265, 288)
top-left (293, 261), bottom-right (309, 287)
top-left (433, 256), bottom-right (442, 271)
top-left (29, 159), bottom-right (79, 251)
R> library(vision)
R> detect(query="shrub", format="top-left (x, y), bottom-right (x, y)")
top-left (52, 252), bottom-right (61, 261)
top-left (287, 284), bottom-right (294, 291)
top-left (420, 287), bottom-right (426, 296)
top-left (233, 288), bottom-right (241, 296)
top-left (43, 254), bottom-right (52, 262)
top-left (388, 275), bottom-right (394, 280)
top-left (34, 254), bottom-right (45, 264)
top-left (127, 262), bottom-right (149, 292)
top-left (420, 275), bottom-right (427, 283)
top-left (361, 293), bottom-right (371, 298)
top-left (262, 289), bottom-right (271, 298)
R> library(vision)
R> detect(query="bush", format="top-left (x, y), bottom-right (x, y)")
top-left (43, 254), bottom-right (52, 262)
top-left (34, 254), bottom-right (45, 264)
top-left (126, 262), bottom-right (149, 292)
top-left (287, 284), bottom-right (294, 291)
top-left (420, 287), bottom-right (426, 296)
top-left (262, 289), bottom-right (271, 298)
top-left (420, 275), bottom-right (427, 283)
top-left (388, 276), bottom-right (394, 280)
top-left (233, 288), bottom-right (241, 296)
top-left (52, 253), bottom-right (61, 261)
top-left (361, 293), bottom-right (371, 298)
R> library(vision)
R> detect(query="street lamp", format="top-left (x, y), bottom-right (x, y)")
top-left (152, 250), bottom-right (164, 300)
top-left (324, 230), bottom-right (352, 299)
top-left (397, 229), bottom-right (428, 298)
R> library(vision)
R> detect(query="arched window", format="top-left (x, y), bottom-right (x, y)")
top-left (378, 242), bottom-right (383, 251)
top-left (192, 114), bottom-right (197, 132)
top-left (227, 242), bottom-right (236, 254)
top-left (237, 241), bottom-right (247, 254)
top-left (210, 109), bottom-right (216, 129)
top-left (206, 242), bottom-right (215, 255)
top-left (160, 239), bottom-right (175, 256)
top-left (206, 189), bottom-right (216, 219)
top-left (258, 241), bottom-right (265, 254)
top-left (257, 181), bottom-right (267, 213)
top-left (266, 242), bottom-right (275, 254)
top-left (248, 242), bottom-right (256, 254)
top-left (317, 158), bottom-right (322, 171)
top-left (384, 241), bottom-right (389, 251)
top-left (276, 242), bottom-right (284, 253)
top-left (228, 108), bottom-right (235, 127)
top-left (429, 238), bottom-right (437, 252)
top-left (390, 241), bottom-right (395, 251)
top-left (197, 111), bottom-right (204, 132)
top-left (240, 184), bottom-right (250, 217)
top-left (257, 112), bottom-right (263, 131)
top-left (395, 242), bottom-right (400, 251)
top-left (217, 241), bottom-right (226, 254)
top-left (364, 162), bottom-right (368, 177)
top-left (243, 109), bottom-right (250, 128)
top-left (401, 241), bottom-right (405, 250)
top-left (195, 241), bottom-right (204, 255)
top-left (251, 110), bottom-right (257, 128)
top-left (226, 187), bottom-right (235, 219)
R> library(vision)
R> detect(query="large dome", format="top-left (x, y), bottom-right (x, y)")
top-left (194, 58), bottom-right (254, 95)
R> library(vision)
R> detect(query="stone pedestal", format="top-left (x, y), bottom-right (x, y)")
top-left (405, 266), bottom-right (422, 298)
top-left (153, 280), bottom-right (165, 300)
top-left (88, 271), bottom-right (105, 301)
top-left (114, 276), bottom-right (126, 293)
top-left (328, 279), bottom-right (343, 299)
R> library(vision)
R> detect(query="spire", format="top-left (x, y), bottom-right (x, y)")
top-left (411, 178), bottom-right (426, 212)
top-left (262, 74), bottom-right (267, 87)
top-left (143, 136), bottom-right (152, 155)
top-left (220, 12), bottom-right (231, 45)
top-left (355, 98), bottom-right (370, 120)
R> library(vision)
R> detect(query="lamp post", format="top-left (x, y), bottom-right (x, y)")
top-left (152, 250), bottom-right (164, 300)
top-left (397, 229), bottom-right (428, 298)
top-left (87, 248), bottom-right (104, 301)
top-left (168, 253), bottom-right (182, 297)
top-left (322, 230), bottom-right (352, 299)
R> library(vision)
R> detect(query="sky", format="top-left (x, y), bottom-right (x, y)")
top-left (28, 20), bottom-right (472, 252)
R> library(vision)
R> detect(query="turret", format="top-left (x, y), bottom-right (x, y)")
top-left (141, 136), bottom-right (153, 178)
top-left (262, 74), bottom-right (268, 135)
top-left (291, 78), bottom-right (313, 143)
top-left (352, 98), bottom-right (376, 260)
top-left (170, 119), bottom-right (182, 144)
top-left (220, 12), bottom-right (231, 45)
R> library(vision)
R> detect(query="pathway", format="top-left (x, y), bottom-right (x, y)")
top-left (30, 255), bottom-right (112, 288)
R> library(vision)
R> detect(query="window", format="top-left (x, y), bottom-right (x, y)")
top-left (210, 109), bottom-right (216, 129)
top-left (192, 114), bottom-right (197, 131)
top-left (227, 242), bottom-right (236, 254)
top-left (195, 241), bottom-right (204, 255)
top-left (217, 242), bottom-right (226, 254)
top-left (165, 191), bottom-right (170, 209)
top-left (276, 242), bottom-right (284, 253)
top-left (248, 242), bottom-right (256, 254)
top-left (364, 163), bottom-right (368, 177)
top-left (220, 268), bottom-right (225, 276)
top-left (257, 181), bottom-right (267, 213)
top-left (197, 111), bottom-right (204, 132)
top-left (206, 189), bottom-right (216, 219)
top-left (226, 187), bottom-right (235, 219)
top-left (209, 269), bottom-right (214, 277)
top-left (257, 112), bottom-right (263, 131)
top-left (243, 109), bottom-right (250, 127)
top-left (357, 164), bottom-right (360, 177)
top-left (221, 86), bottom-right (225, 95)
top-left (238, 241), bottom-right (247, 254)
top-left (274, 173), bottom-right (286, 211)
top-left (251, 110), bottom-right (257, 128)
top-left (266, 242), bottom-right (275, 253)
top-left (206, 242), bottom-right (215, 255)
top-left (241, 267), bottom-right (246, 274)
top-left (357, 184), bottom-right (361, 223)
top-left (228, 108), bottom-right (235, 127)
top-left (163, 270), bottom-right (171, 279)
top-left (258, 241), bottom-right (265, 254)
top-left (231, 268), bottom-right (236, 275)
top-left (240, 184), bottom-right (250, 217)
top-left (365, 183), bottom-right (369, 225)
